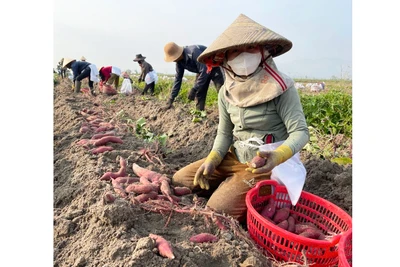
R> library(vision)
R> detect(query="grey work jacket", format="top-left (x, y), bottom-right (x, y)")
top-left (212, 85), bottom-right (309, 163)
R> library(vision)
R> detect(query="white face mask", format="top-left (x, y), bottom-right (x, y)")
top-left (227, 52), bottom-right (262, 76)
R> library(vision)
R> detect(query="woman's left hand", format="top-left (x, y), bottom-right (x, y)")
top-left (246, 145), bottom-right (293, 174)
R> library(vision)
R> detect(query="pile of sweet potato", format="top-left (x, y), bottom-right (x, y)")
top-left (259, 198), bottom-right (326, 240)
top-left (100, 159), bottom-right (192, 205)
top-left (75, 108), bottom-right (123, 154)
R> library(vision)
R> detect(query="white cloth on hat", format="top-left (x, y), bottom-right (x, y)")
top-left (111, 66), bottom-right (121, 76)
top-left (89, 64), bottom-right (99, 83)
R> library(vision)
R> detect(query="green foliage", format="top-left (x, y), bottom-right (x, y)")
top-left (302, 126), bottom-right (352, 162)
top-left (114, 110), bottom-right (168, 145)
top-left (190, 109), bottom-right (207, 123)
top-left (300, 89), bottom-right (352, 138)
top-left (331, 157), bottom-right (352, 165)
top-left (135, 117), bottom-right (168, 145)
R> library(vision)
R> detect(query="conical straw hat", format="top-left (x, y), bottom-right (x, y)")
top-left (62, 58), bottom-right (76, 68)
top-left (198, 14), bottom-right (292, 65)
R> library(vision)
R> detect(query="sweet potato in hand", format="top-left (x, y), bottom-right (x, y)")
top-left (247, 155), bottom-right (266, 168)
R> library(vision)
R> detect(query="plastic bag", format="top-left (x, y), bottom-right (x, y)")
top-left (238, 138), bottom-right (306, 205)
top-left (145, 70), bottom-right (158, 84)
top-left (120, 78), bottom-right (132, 95)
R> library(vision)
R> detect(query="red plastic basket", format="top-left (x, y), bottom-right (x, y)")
top-left (246, 180), bottom-right (352, 267)
top-left (338, 228), bottom-right (352, 267)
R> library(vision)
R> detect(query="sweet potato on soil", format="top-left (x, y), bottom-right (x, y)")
top-left (139, 176), bottom-right (152, 185)
top-left (86, 115), bottom-right (98, 121)
top-left (103, 192), bottom-right (116, 204)
top-left (76, 139), bottom-right (93, 146)
top-left (111, 179), bottom-right (127, 198)
top-left (149, 234), bottom-right (175, 259)
top-left (95, 125), bottom-right (115, 133)
top-left (260, 198), bottom-right (276, 219)
top-left (156, 194), bottom-right (181, 203)
top-left (99, 172), bottom-right (113, 181)
top-left (114, 176), bottom-right (140, 184)
top-left (132, 191), bottom-right (158, 203)
top-left (89, 118), bottom-right (103, 125)
top-left (160, 180), bottom-right (175, 203)
top-left (125, 184), bottom-right (157, 194)
top-left (248, 155), bottom-right (266, 168)
top-left (79, 126), bottom-right (91, 133)
top-left (91, 131), bottom-right (116, 140)
top-left (99, 122), bottom-right (114, 128)
top-left (273, 207), bottom-right (291, 224)
top-left (158, 175), bottom-right (171, 183)
top-left (93, 136), bottom-right (123, 146)
top-left (99, 157), bottom-right (127, 181)
top-left (109, 157), bottom-right (127, 179)
top-left (189, 233), bottom-right (219, 243)
top-left (91, 146), bottom-right (113, 154)
top-left (173, 186), bottom-right (192, 196)
top-left (132, 163), bottom-right (163, 181)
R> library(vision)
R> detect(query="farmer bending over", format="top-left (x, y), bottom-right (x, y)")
top-left (98, 66), bottom-right (122, 95)
top-left (163, 42), bottom-right (225, 111)
top-left (63, 58), bottom-right (99, 96)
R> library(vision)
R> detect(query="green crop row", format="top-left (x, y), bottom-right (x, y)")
top-left (299, 89), bottom-right (352, 138)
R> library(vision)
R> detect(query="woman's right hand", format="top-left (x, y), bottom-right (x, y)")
top-left (194, 164), bottom-right (211, 190)
top-left (193, 151), bottom-right (222, 190)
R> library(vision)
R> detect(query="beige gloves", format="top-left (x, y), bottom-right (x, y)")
top-left (194, 151), bottom-right (222, 190)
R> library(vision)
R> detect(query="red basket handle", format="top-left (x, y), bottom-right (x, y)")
top-left (253, 179), bottom-right (281, 191)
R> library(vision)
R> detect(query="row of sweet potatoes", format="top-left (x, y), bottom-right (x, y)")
top-left (76, 108), bottom-right (124, 154)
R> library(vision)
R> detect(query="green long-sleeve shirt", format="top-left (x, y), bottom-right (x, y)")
top-left (212, 85), bottom-right (309, 163)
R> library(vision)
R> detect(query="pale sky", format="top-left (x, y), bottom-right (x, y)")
top-left (54, 0), bottom-right (352, 79)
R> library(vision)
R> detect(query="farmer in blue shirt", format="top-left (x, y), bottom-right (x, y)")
top-left (63, 58), bottom-right (99, 96)
top-left (163, 42), bottom-right (225, 111)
